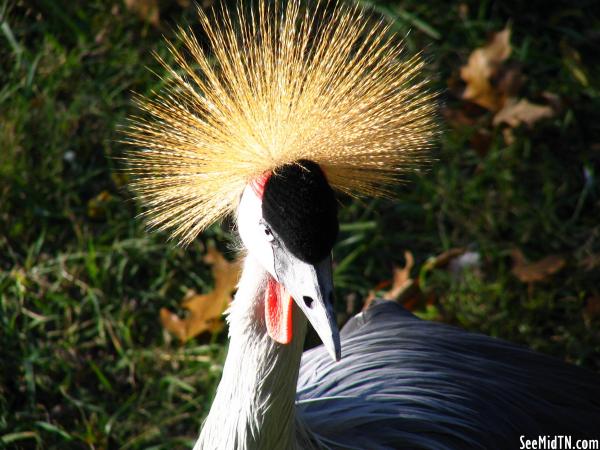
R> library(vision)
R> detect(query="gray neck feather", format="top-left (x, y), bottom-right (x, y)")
top-left (194, 255), bottom-right (307, 450)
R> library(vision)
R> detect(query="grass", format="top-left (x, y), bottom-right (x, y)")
top-left (1, 0), bottom-right (599, 448)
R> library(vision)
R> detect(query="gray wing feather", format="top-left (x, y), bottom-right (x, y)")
top-left (296, 300), bottom-right (600, 449)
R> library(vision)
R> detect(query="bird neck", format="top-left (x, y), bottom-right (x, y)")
top-left (194, 255), bottom-right (307, 450)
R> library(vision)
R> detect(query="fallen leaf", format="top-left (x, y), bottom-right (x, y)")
top-left (511, 249), bottom-right (565, 283)
top-left (364, 249), bottom-right (475, 312)
top-left (124, 0), bottom-right (159, 26)
top-left (460, 28), bottom-right (512, 111)
top-left (493, 98), bottom-right (554, 128)
top-left (160, 308), bottom-right (187, 342)
top-left (384, 251), bottom-right (414, 300)
top-left (161, 246), bottom-right (242, 342)
top-left (364, 251), bottom-right (419, 310)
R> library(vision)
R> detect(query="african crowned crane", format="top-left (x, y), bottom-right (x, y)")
top-left (125, 1), bottom-right (600, 448)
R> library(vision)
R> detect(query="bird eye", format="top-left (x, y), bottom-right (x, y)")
top-left (261, 223), bottom-right (274, 242)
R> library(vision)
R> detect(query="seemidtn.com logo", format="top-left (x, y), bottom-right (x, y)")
top-left (520, 436), bottom-right (599, 450)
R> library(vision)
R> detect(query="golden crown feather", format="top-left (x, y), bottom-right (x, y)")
top-left (124, 0), bottom-right (439, 245)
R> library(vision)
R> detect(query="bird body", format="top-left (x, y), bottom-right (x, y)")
top-left (194, 253), bottom-right (600, 450)
top-left (298, 300), bottom-right (600, 449)
top-left (125, 1), bottom-right (600, 449)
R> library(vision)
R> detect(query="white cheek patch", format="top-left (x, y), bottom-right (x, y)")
top-left (237, 186), bottom-right (276, 277)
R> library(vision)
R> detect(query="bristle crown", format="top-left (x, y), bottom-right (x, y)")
top-left (124, 0), bottom-right (439, 244)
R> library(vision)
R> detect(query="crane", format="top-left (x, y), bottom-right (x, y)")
top-left (124, 1), bottom-right (600, 448)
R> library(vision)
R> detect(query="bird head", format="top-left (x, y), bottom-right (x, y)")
top-left (237, 160), bottom-right (340, 360)
top-left (124, 1), bottom-right (438, 362)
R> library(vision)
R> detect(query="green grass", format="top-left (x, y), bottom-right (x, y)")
top-left (1, 0), bottom-right (599, 448)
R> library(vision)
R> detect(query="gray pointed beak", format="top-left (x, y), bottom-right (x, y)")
top-left (273, 249), bottom-right (341, 361)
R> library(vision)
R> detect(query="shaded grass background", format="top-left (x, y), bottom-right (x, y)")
top-left (1, 0), bottom-right (599, 448)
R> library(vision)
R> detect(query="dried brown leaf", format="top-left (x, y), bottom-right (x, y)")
top-left (493, 98), bottom-right (554, 128)
top-left (511, 249), bottom-right (565, 283)
top-left (384, 251), bottom-right (414, 300)
top-left (364, 249), bottom-right (468, 312)
top-left (160, 308), bottom-right (187, 342)
top-left (160, 246), bottom-right (242, 342)
top-left (460, 28), bottom-right (511, 111)
top-left (364, 251), bottom-right (419, 310)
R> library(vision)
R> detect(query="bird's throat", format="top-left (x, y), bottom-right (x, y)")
top-left (194, 256), bottom-right (307, 450)
top-left (265, 276), bottom-right (294, 344)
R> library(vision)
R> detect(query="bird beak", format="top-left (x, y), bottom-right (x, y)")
top-left (273, 248), bottom-right (341, 361)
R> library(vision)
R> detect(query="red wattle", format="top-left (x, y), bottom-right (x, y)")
top-left (265, 276), bottom-right (294, 344)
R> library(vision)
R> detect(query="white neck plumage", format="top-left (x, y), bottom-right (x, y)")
top-left (193, 255), bottom-right (307, 450)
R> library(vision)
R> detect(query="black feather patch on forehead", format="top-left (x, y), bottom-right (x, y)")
top-left (262, 160), bottom-right (338, 264)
